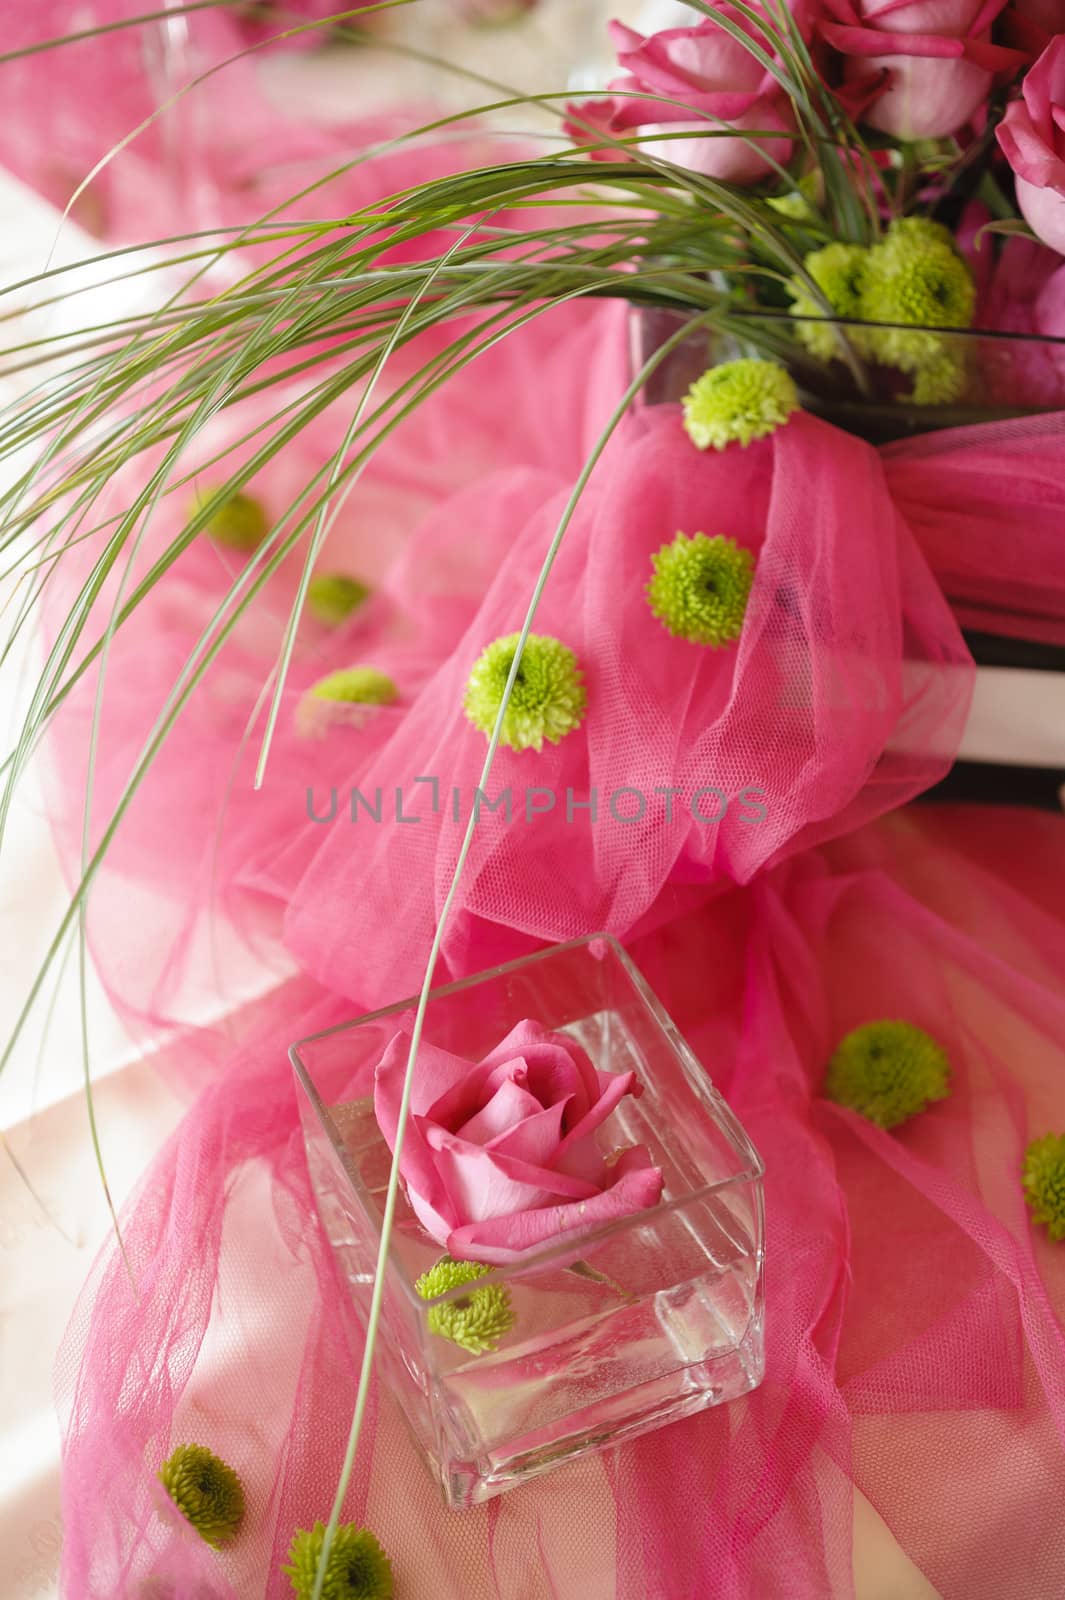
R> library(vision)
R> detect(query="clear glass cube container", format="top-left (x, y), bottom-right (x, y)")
top-left (291, 934), bottom-right (765, 1508)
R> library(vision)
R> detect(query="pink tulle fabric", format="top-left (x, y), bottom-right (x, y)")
top-left (46, 383), bottom-right (1065, 1597)
top-left (54, 808), bottom-right (1065, 1597)
top-left (15, 96), bottom-right (1063, 1589)
top-left (283, 404), bottom-right (974, 1004)
top-left (0, 4), bottom-right (497, 246)
top-left (38, 299), bottom-right (628, 1037)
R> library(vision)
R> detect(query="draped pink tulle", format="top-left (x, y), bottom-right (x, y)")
top-left (884, 410), bottom-right (1065, 643)
top-left (34, 241), bottom-right (1065, 1586)
top-left (283, 405), bottom-right (972, 1005)
top-left (0, 3), bottom-right (504, 246)
top-left (39, 301), bottom-right (628, 1037)
top-left (10, 47), bottom-right (1063, 1577)
top-left (54, 809), bottom-right (1065, 1597)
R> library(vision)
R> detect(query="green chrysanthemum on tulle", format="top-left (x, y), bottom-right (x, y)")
top-left (307, 574), bottom-right (370, 627)
top-left (1022, 1134), bottom-right (1065, 1241)
top-left (415, 1256), bottom-right (516, 1355)
top-left (825, 1020), bottom-right (951, 1130)
top-left (647, 531), bottom-right (754, 648)
top-left (682, 359), bottom-right (799, 451)
top-left (788, 242), bottom-right (869, 361)
top-left (859, 218), bottom-right (975, 374)
top-left (193, 488), bottom-right (268, 552)
top-left (283, 1522), bottom-right (393, 1600)
top-left (308, 666), bottom-right (397, 705)
top-left (463, 633), bottom-right (586, 752)
top-left (157, 1444), bottom-right (244, 1548)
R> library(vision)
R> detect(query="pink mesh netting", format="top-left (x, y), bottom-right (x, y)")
top-left (38, 299), bottom-right (628, 1039)
top-left (54, 806), bottom-right (1065, 1597)
top-left (283, 404), bottom-right (973, 1005)
top-left (28, 245), bottom-right (1065, 1598)
top-left (883, 410), bottom-right (1065, 644)
top-left (0, 3), bottom-right (510, 247)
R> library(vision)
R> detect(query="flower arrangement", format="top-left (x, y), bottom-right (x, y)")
top-left (5, 3), bottom-right (1065, 1597)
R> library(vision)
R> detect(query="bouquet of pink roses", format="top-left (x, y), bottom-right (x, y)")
top-left (564, 0), bottom-right (1065, 414)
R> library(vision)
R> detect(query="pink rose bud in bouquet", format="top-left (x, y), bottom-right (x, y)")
top-left (565, 5), bottom-right (805, 184)
top-left (374, 1019), bottom-right (664, 1264)
top-left (1004, 0), bottom-right (1061, 52)
top-left (820, 0), bottom-right (1021, 140)
top-left (998, 36), bottom-right (1065, 255)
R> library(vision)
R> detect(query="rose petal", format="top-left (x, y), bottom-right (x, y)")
top-left (486, 1025), bottom-right (600, 1125)
top-left (423, 1052), bottom-right (527, 1130)
top-left (375, 1027), bottom-right (472, 1120)
top-left (455, 1076), bottom-right (543, 1144)
top-left (553, 1070), bottom-right (640, 1161)
top-left (425, 1126), bottom-right (600, 1224)
top-left (374, 1031), bottom-right (461, 1230)
top-left (487, 1098), bottom-right (570, 1166)
top-left (447, 1155), bottom-right (665, 1265)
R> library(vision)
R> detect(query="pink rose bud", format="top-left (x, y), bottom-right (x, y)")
top-left (820, 0), bottom-right (1022, 140)
top-left (374, 1019), bottom-right (663, 1264)
top-left (565, 4), bottom-right (808, 185)
top-left (998, 36), bottom-right (1065, 257)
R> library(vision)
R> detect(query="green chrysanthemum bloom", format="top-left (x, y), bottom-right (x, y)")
top-left (157, 1444), bottom-right (244, 1548)
top-left (463, 633), bottom-right (586, 752)
top-left (647, 531), bottom-right (754, 648)
top-left (307, 574), bottom-right (370, 627)
top-left (682, 359), bottom-right (799, 451)
top-left (308, 666), bottom-right (397, 705)
top-left (415, 1256), bottom-right (516, 1355)
top-left (1022, 1134), bottom-right (1065, 1242)
top-left (860, 219), bottom-right (975, 373)
top-left (825, 1020), bottom-right (951, 1130)
top-left (193, 488), bottom-right (267, 552)
top-left (283, 1522), bottom-right (393, 1600)
top-left (881, 216), bottom-right (957, 255)
top-left (909, 348), bottom-right (967, 406)
top-left (788, 242), bottom-right (869, 361)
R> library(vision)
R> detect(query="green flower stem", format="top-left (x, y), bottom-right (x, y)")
top-left (307, 314), bottom-right (712, 1600)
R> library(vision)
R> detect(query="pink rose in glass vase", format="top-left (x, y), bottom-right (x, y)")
top-left (820, 0), bottom-right (1021, 139)
top-left (374, 1019), bottom-right (664, 1264)
top-left (998, 36), bottom-right (1065, 255)
top-left (565, 5), bottom-right (807, 185)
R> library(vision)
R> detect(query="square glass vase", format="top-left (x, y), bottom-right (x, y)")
top-left (291, 934), bottom-right (765, 1508)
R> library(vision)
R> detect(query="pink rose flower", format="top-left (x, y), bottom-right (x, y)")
top-left (820, 0), bottom-right (1022, 139)
top-left (1006, 0), bottom-right (1065, 58)
top-left (998, 36), bottom-right (1065, 256)
top-left (565, 6), bottom-right (806, 185)
top-left (374, 1019), bottom-right (664, 1264)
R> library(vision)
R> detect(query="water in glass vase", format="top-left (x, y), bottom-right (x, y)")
top-left (301, 989), bottom-right (764, 1507)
